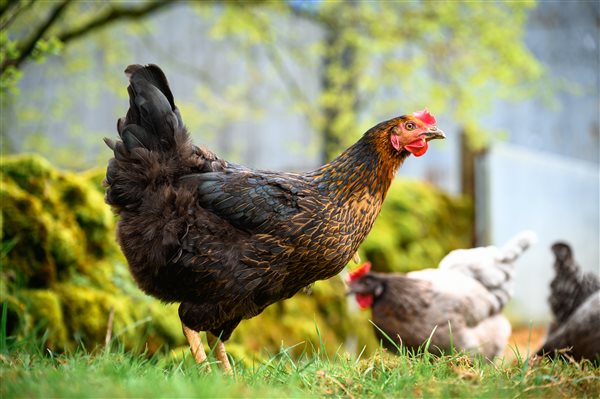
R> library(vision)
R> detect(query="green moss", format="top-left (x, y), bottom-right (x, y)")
top-left (231, 277), bottom-right (357, 359)
top-left (49, 223), bottom-right (86, 278)
top-left (59, 173), bottom-right (116, 259)
top-left (54, 283), bottom-right (166, 351)
top-left (54, 283), bottom-right (183, 353)
top-left (19, 289), bottom-right (69, 350)
top-left (144, 302), bottom-right (185, 349)
top-left (0, 295), bottom-right (26, 338)
top-left (54, 283), bottom-right (113, 347)
top-left (0, 154), bottom-right (119, 287)
top-left (0, 177), bottom-right (56, 286)
top-left (80, 167), bottom-right (107, 193)
top-left (358, 179), bottom-right (472, 273)
top-left (0, 154), bottom-right (58, 197)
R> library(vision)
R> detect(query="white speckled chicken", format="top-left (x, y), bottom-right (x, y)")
top-left (347, 231), bottom-right (537, 358)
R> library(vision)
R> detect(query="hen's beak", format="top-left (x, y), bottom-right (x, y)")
top-left (419, 126), bottom-right (445, 141)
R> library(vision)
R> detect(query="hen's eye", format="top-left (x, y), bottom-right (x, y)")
top-left (405, 122), bottom-right (415, 130)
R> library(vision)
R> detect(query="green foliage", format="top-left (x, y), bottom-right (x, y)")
top-left (358, 180), bottom-right (472, 273)
top-left (0, 31), bottom-right (23, 95)
top-left (52, 283), bottom-right (181, 352)
top-left (0, 155), bottom-right (115, 287)
top-left (17, 289), bottom-right (68, 350)
top-left (1, 154), bottom-right (471, 360)
top-left (3, 1), bottom-right (548, 168)
top-left (213, 0), bottom-right (545, 158)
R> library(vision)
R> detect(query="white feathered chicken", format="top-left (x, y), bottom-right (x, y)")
top-left (347, 230), bottom-right (537, 358)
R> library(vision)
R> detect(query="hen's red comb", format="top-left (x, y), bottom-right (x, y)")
top-left (413, 109), bottom-right (436, 125)
top-left (346, 262), bottom-right (371, 283)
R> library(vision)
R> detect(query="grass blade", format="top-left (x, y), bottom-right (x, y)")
top-left (1, 301), bottom-right (7, 354)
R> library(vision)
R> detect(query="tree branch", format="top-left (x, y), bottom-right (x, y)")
top-left (1, 0), bottom-right (71, 73)
top-left (0, 0), bottom-right (20, 20)
top-left (0, 0), bottom-right (33, 32)
top-left (56, 0), bottom-right (177, 44)
top-left (1, 0), bottom-right (178, 76)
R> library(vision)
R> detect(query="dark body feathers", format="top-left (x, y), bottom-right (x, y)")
top-left (537, 242), bottom-right (600, 362)
top-left (547, 242), bottom-right (600, 328)
top-left (105, 64), bottom-right (411, 340)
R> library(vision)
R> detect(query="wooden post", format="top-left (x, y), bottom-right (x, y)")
top-left (459, 130), bottom-right (487, 247)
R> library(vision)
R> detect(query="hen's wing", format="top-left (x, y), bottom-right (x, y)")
top-left (180, 169), bottom-right (313, 234)
top-left (407, 269), bottom-right (497, 326)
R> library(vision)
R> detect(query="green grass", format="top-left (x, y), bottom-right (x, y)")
top-left (1, 331), bottom-right (599, 398)
top-left (1, 303), bottom-right (598, 398)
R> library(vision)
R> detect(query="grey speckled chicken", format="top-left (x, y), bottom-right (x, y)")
top-left (537, 242), bottom-right (600, 363)
top-left (347, 231), bottom-right (537, 358)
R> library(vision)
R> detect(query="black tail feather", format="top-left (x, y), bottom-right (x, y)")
top-left (105, 64), bottom-right (192, 210)
top-left (548, 242), bottom-right (600, 325)
top-left (122, 124), bottom-right (159, 151)
top-left (105, 64), bottom-right (224, 210)
top-left (118, 64), bottom-right (183, 152)
top-left (125, 64), bottom-right (176, 111)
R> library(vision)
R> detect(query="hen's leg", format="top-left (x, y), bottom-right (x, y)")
top-left (207, 332), bottom-right (232, 373)
top-left (182, 322), bottom-right (208, 366)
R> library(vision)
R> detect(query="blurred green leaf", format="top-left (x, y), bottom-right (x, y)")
top-left (3, 1), bottom-right (549, 167)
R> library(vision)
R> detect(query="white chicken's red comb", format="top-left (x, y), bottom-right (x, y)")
top-left (413, 109), bottom-right (436, 125)
top-left (346, 262), bottom-right (371, 283)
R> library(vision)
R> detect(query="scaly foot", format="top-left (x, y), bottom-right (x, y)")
top-left (182, 323), bottom-right (210, 372)
top-left (207, 332), bottom-right (232, 374)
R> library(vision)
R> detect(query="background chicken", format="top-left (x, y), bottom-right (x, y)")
top-left (536, 242), bottom-right (600, 362)
top-left (104, 64), bottom-right (445, 371)
top-left (347, 230), bottom-right (537, 358)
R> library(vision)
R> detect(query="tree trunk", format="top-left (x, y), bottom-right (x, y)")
top-left (319, 26), bottom-right (359, 162)
top-left (460, 130), bottom-right (488, 246)
top-left (460, 130), bottom-right (477, 246)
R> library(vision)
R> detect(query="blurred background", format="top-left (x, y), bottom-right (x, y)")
top-left (1, 0), bottom-right (598, 359)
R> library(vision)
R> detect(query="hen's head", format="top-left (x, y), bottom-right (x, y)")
top-left (551, 241), bottom-right (576, 272)
top-left (374, 109), bottom-right (445, 157)
top-left (346, 262), bottom-right (385, 309)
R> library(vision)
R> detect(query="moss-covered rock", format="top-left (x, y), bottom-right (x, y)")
top-left (18, 289), bottom-right (69, 350)
top-left (1, 155), bottom-right (119, 288)
top-left (0, 155), bottom-right (58, 198)
top-left (0, 294), bottom-right (26, 338)
top-left (1, 176), bottom-right (57, 286)
top-left (1, 154), bottom-right (472, 359)
top-left (231, 278), bottom-right (351, 359)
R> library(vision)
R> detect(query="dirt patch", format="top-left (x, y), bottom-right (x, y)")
top-left (503, 325), bottom-right (547, 360)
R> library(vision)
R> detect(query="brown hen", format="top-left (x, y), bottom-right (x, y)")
top-left (104, 64), bottom-right (445, 371)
